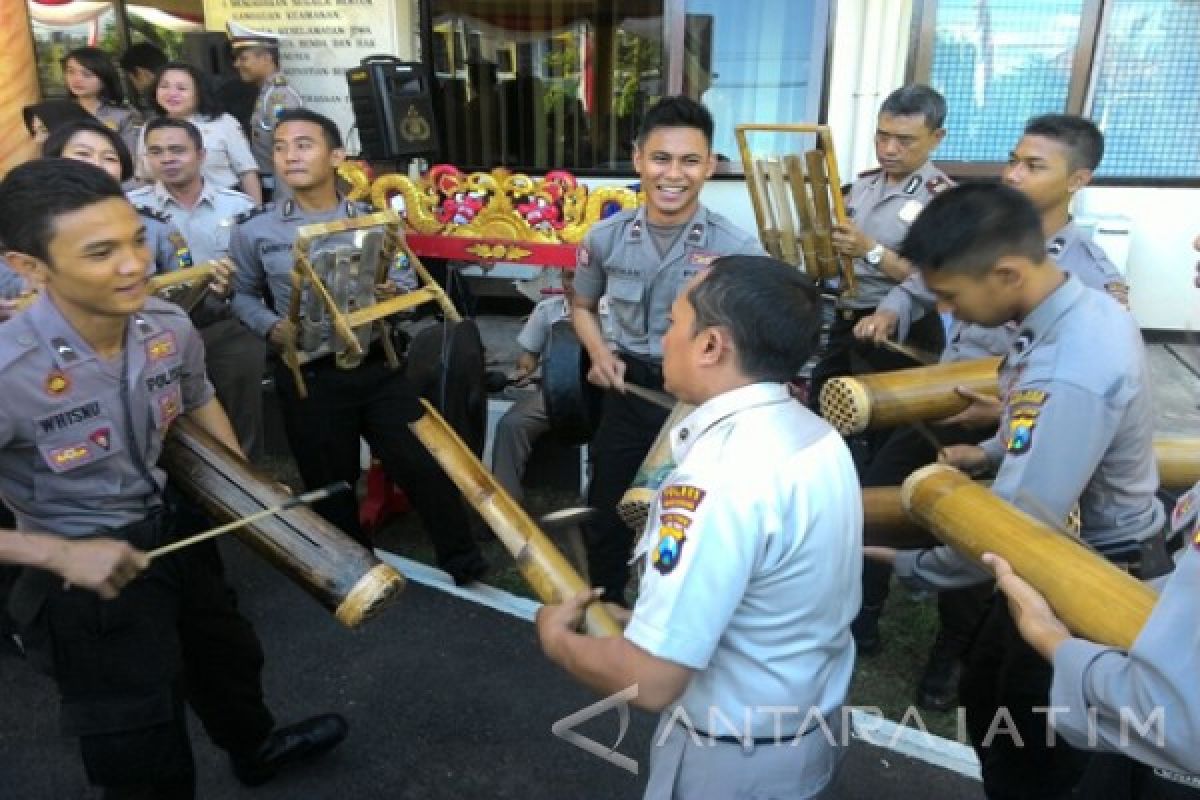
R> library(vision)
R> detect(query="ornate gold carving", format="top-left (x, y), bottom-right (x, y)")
top-left (465, 243), bottom-right (533, 261)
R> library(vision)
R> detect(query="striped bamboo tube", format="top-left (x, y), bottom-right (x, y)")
top-left (0, 0), bottom-right (41, 176)
top-left (1155, 438), bottom-right (1200, 491)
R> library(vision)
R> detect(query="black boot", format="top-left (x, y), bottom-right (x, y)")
top-left (851, 604), bottom-right (883, 656)
top-left (231, 714), bottom-right (349, 787)
top-left (916, 634), bottom-right (961, 712)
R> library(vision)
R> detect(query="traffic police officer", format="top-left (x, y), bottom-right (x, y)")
top-left (809, 84), bottom-right (952, 407)
top-left (0, 158), bottom-right (345, 796)
top-left (539, 257), bottom-right (861, 799)
top-left (850, 115), bottom-right (1126, 711)
top-left (868, 184), bottom-right (1169, 799)
top-left (229, 108), bottom-right (488, 584)
top-left (571, 95), bottom-right (765, 605)
top-left (228, 20), bottom-right (303, 199)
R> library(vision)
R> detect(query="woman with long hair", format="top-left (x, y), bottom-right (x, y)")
top-left (21, 99), bottom-right (92, 149)
top-left (61, 46), bottom-right (142, 155)
top-left (136, 61), bottom-right (262, 204)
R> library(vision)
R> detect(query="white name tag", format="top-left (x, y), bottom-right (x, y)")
top-left (897, 199), bottom-right (924, 224)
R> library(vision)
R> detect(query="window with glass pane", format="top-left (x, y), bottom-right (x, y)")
top-left (428, 1), bottom-right (664, 171)
top-left (1088, 0), bottom-right (1200, 179)
top-left (682, 0), bottom-right (829, 165)
top-left (929, 0), bottom-right (1083, 162)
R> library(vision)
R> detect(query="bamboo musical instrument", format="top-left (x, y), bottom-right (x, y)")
top-left (819, 356), bottom-right (1003, 434)
top-left (617, 403), bottom-right (695, 532)
top-left (407, 400), bottom-right (621, 637)
top-left (1155, 438), bottom-right (1200, 491)
top-left (784, 154), bottom-right (822, 280)
top-left (902, 464), bottom-right (1157, 649)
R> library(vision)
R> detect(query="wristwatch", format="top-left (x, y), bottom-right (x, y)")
top-left (864, 243), bottom-right (885, 266)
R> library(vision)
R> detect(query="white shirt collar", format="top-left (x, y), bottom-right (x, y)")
top-left (670, 382), bottom-right (791, 463)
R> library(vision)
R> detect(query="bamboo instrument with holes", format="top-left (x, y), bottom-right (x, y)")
top-left (1155, 438), bottom-right (1200, 491)
top-left (819, 356), bottom-right (1003, 435)
top-left (407, 400), bottom-right (621, 637)
top-left (902, 465), bottom-right (1156, 649)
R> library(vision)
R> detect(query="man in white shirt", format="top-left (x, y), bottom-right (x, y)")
top-left (129, 116), bottom-right (267, 459)
top-left (537, 255), bottom-right (862, 799)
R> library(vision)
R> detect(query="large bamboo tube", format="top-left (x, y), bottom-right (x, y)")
top-left (820, 356), bottom-right (1002, 434)
top-left (862, 487), bottom-right (937, 549)
top-left (902, 464), bottom-right (1157, 649)
top-left (408, 400), bottom-right (621, 637)
top-left (1155, 438), bottom-right (1200, 491)
top-left (0, 0), bottom-right (40, 176)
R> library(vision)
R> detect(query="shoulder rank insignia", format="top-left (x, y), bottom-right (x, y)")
top-left (135, 205), bottom-right (169, 223)
top-left (857, 167), bottom-right (882, 180)
top-left (925, 175), bottom-right (951, 194)
top-left (903, 175), bottom-right (922, 195)
top-left (233, 204), bottom-right (272, 225)
top-left (1047, 237), bottom-right (1066, 257)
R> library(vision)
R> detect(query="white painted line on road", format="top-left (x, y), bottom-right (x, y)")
top-left (376, 550), bottom-right (983, 783)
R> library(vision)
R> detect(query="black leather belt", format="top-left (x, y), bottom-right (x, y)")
top-left (1097, 532), bottom-right (1172, 580)
top-left (677, 716), bottom-right (822, 747)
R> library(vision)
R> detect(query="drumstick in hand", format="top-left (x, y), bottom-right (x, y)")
top-left (147, 481), bottom-right (351, 560)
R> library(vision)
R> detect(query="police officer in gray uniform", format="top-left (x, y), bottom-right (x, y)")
top-left (850, 115), bottom-right (1126, 712)
top-left (0, 159), bottom-right (345, 797)
top-left (571, 96), bottom-right (765, 605)
top-left (130, 116), bottom-right (267, 460)
top-left (866, 184), bottom-right (1169, 799)
top-left (229, 108), bottom-right (487, 583)
top-left (808, 84), bottom-right (952, 407)
top-left (228, 21), bottom-right (303, 199)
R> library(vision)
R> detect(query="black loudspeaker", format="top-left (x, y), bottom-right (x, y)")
top-left (346, 56), bottom-right (438, 161)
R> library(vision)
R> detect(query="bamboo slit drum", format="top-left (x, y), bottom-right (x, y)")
top-left (160, 417), bottom-right (405, 628)
top-left (901, 464), bottom-right (1157, 649)
top-left (819, 356), bottom-right (1003, 434)
top-left (407, 400), bottom-right (621, 638)
top-left (1154, 438), bottom-right (1200, 491)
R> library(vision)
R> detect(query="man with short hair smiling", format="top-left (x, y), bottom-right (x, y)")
top-left (129, 116), bottom-right (267, 460)
top-left (0, 158), bottom-right (345, 796)
top-left (540, 256), bottom-right (861, 799)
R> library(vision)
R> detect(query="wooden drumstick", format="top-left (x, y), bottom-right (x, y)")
top-left (147, 482), bottom-right (351, 560)
top-left (878, 338), bottom-right (938, 366)
top-left (616, 383), bottom-right (676, 411)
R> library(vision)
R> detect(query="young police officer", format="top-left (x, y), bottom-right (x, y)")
top-left (866, 184), bottom-right (1168, 799)
top-left (572, 96), bottom-right (765, 605)
top-left (540, 256), bottom-right (861, 799)
top-left (0, 159), bottom-right (345, 797)
top-left (850, 115), bottom-right (1126, 712)
top-left (229, 108), bottom-right (488, 584)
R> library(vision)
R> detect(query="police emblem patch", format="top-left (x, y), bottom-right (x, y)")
top-left (652, 523), bottom-right (687, 575)
top-left (1005, 390), bottom-right (1048, 455)
top-left (45, 370), bottom-right (70, 396)
top-left (158, 388), bottom-right (181, 427)
top-left (146, 331), bottom-right (178, 362)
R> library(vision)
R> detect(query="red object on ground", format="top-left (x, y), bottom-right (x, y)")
top-left (360, 460), bottom-right (411, 532)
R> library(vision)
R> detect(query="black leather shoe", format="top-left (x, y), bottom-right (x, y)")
top-left (916, 648), bottom-right (962, 712)
top-left (851, 605), bottom-right (883, 657)
top-left (231, 713), bottom-right (349, 787)
top-left (445, 552), bottom-right (490, 586)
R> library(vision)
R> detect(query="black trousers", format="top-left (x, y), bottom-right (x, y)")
top-left (860, 423), bottom-right (993, 658)
top-left (1073, 753), bottom-right (1200, 799)
top-left (17, 499), bottom-right (274, 798)
top-left (585, 356), bottom-right (670, 604)
top-left (272, 351), bottom-right (482, 577)
top-left (808, 305), bottom-right (947, 416)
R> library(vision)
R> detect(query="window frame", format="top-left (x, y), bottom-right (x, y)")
top-left (417, 0), bottom-right (836, 178)
top-left (908, 0), bottom-right (1199, 187)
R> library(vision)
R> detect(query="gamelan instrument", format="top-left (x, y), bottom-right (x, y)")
top-left (406, 399), bottom-right (622, 637)
top-left (735, 123), bottom-right (855, 292)
top-left (616, 403), bottom-right (694, 532)
top-left (160, 417), bottom-right (405, 628)
top-left (819, 356), bottom-right (1003, 435)
top-left (6, 261), bottom-right (219, 316)
top-left (282, 209), bottom-right (462, 398)
top-left (902, 464), bottom-right (1157, 649)
top-left (542, 320), bottom-right (604, 445)
top-left (1154, 437), bottom-right (1200, 491)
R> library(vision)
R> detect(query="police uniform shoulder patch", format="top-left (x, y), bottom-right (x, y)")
top-left (652, 511), bottom-right (692, 576)
top-left (233, 204), bottom-right (273, 225)
top-left (1170, 485), bottom-right (1199, 542)
top-left (1005, 389), bottom-right (1048, 455)
top-left (925, 175), bottom-right (951, 194)
top-left (135, 205), bottom-right (170, 224)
